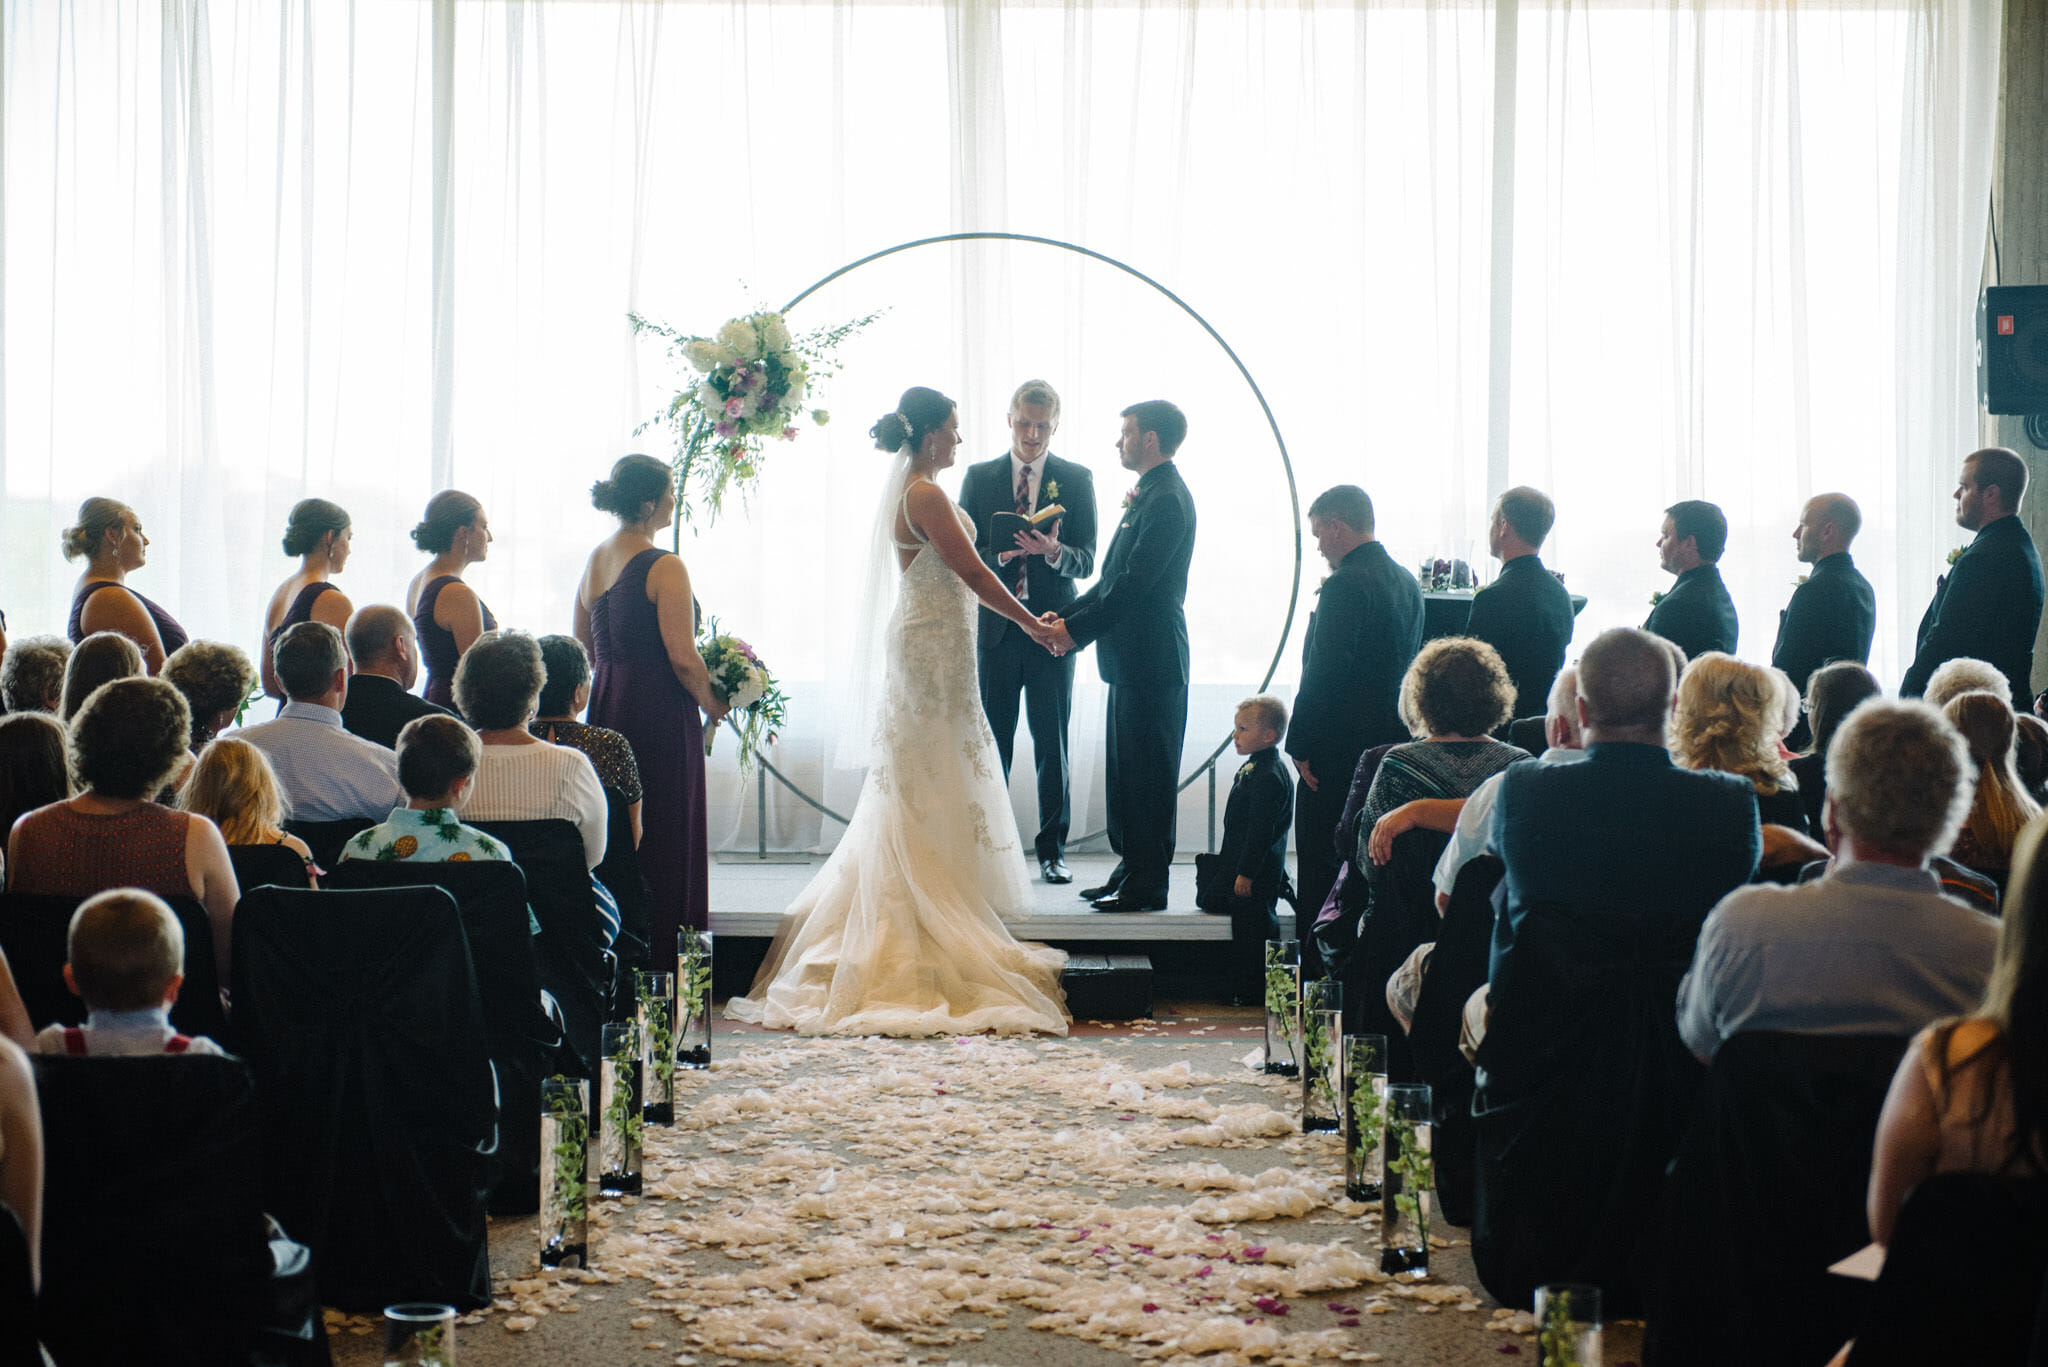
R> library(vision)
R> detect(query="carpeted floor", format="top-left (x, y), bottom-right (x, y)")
top-left (326, 1008), bottom-right (1643, 1366)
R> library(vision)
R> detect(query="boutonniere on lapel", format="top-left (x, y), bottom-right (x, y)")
top-left (1043, 478), bottom-right (1060, 502)
top-left (1122, 487), bottom-right (1138, 510)
top-left (1316, 575), bottom-right (1330, 596)
top-left (1793, 574), bottom-right (1808, 587)
top-left (1235, 760), bottom-right (1255, 782)
top-left (1649, 590), bottom-right (1666, 608)
top-left (1947, 546), bottom-right (1964, 566)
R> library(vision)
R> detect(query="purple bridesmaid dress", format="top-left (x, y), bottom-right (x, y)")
top-left (587, 547), bottom-right (707, 972)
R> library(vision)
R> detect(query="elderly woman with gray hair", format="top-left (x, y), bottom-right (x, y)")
top-left (452, 630), bottom-right (608, 872)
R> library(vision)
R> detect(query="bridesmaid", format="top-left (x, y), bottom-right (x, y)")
top-left (575, 455), bottom-right (728, 972)
top-left (258, 499), bottom-right (355, 703)
top-left (406, 490), bottom-right (496, 708)
top-left (62, 497), bottom-right (188, 674)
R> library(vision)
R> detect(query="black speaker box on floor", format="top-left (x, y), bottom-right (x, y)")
top-left (1980, 284), bottom-right (2048, 415)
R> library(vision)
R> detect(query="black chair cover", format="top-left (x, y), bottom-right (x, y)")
top-left (1405, 855), bottom-right (1504, 1229)
top-left (228, 843), bottom-right (314, 891)
top-left (1845, 1174), bottom-right (2048, 1366)
top-left (281, 818), bottom-right (374, 871)
top-left (597, 790), bottom-right (652, 1020)
top-left (1338, 827), bottom-right (1451, 1084)
top-left (0, 893), bottom-right (229, 1046)
top-left (325, 859), bottom-right (555, 1213)
top-left (1506, 716), bottom-right (1547, 755)
top-left (1642, 1031), bottom-right (1911, 1367)
top-left (33, 1054), bottom-right (278, 1365)
top-left (469, 818), bottom-right (608, 1077)
top-left (231, 885), bottom-right (496, 1312)
top-left (0, 1204), bottom-right (37, 1367)
top-left (1472, 898), bottom-right (1706, 1315)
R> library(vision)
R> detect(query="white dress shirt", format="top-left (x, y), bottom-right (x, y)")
top-left (236, 701), bottom-right (403, 822)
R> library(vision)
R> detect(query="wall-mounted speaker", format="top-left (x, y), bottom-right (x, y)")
top-left (1980, 284), bottom-right (2048, 416)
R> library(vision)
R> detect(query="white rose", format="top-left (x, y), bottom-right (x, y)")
top-left (717, 318), bottom-right (758, 357)
top-left (758, 313), bottom-right (792, 352)
top-left (696, 382), bottom-right (721, 407)
top-left (682, 339), bottom-right (721, 372)
top-left (729, 675), bottom-right (765, 711)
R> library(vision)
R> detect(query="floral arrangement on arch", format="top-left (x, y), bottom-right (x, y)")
top-left (630, 306), bottom-right (880, 523)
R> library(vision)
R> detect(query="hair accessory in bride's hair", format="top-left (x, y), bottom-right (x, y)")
top-left (894, 411), bottom-right (916, 434)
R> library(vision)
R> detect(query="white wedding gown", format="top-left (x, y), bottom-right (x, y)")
top-left (726, 491), bottom-right (1069, 1036)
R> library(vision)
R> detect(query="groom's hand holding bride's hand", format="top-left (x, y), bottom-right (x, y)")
top-left (1032, 613), bottom-right (1075, 658)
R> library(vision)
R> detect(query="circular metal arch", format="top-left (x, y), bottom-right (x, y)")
top-left (696, 231), bottom-right (1303, 834)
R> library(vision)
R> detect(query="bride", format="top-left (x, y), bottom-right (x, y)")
top-left (726, 386), bottom-right (1072, 1036)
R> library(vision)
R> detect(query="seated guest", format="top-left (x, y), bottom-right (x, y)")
top-left (237, 622), bottom-right (401, 823)
top-left (1672, 652), bottom-right (1809, 834)
top-left (1924, 655), bottom-right (2011, 710)
top-left (341, 605), bottom-right (454, 749)
top-left (2013, 713), bottom-right (2048, 807)
top-left (453, 631), bottom-right (606, 870)
top-left (1789, 661), bottom-right (1883, 834)
top-left (59, 630), bottom-right (141, 722)
top-left (161, 640), bottom-right (256, 749)
top-left (61, 497), bottom-right (187, 673)
top-left (1326, 637), bottom-right (1525, 1068)
top-left (1865, 813), bottom-right (2048, 1248)
top-left (0, 713), bottom-right (69, 886)
top-left (32, 889), bottom-right (226, 1056)
top-left (1943, 691), bottom-right (2042, 883)
top-left (5, 679), bottom-right (238, 984)
top-left (531, 634), bottom-right (643, 845)
top-left (1676, 700), bottom-right (1998, 1061)
top-left (1473, 627), bottom-right (1761, 1314)
top-left (340, 715), bottom-right (509, 866)
top-left (0, 1034), bottom-right (38, 1288)
top-left (1645, 499), bottom-right (1739, 659)
top-left (1, 635), bottom-right (70, 714)
top-left (1767, 666), bottom-right (1801, 759)
top-left (259, 499), bottom-right (355, 704)
top-left (179, 738), bottom-right (318, 882)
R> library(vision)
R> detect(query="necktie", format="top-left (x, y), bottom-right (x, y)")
top-left (1014, 466), bottom-right (1033, 597)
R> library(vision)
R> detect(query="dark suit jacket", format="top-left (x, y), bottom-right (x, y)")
top-left (341, 673), bottom-right (455, 750)
top-left (1901, 514), bottom-right (2046, 701)
top-left (1063, 461), bottom-right (1195, 688)
top-left (1219, 747), bottom-right (1293, 889)
top-left (958, 452), bottom-right (1098, 653)
top-left (1770, 552), bottom-right (1876, 698)
top-left (1467, 554), bottom-right (1574, 721)
top-left (1285, 541), bottom-right (1423, 768)
top-left (1644, 564), bottom-right (1740, 660)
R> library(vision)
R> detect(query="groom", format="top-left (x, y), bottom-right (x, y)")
top-left (1045, 401), bottom-right (1196, 912)
top-left (960, 380), bottom-right (1099, 884)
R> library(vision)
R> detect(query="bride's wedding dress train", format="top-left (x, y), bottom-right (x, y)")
top-left (726, 499), bottom-right (1068, 1036)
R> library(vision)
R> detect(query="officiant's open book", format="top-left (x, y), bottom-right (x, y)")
top-left (990, 504), bottom-right (1065, 547)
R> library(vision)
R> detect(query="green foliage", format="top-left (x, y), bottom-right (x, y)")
top-left (1302, 1008), bottom-right (1340, 1117)
top-left (679, 930), bottom-right (714, 1034)
top-left (1388, 1115), bottom-right (1434, 1241)
top-left (604, 1025), bottom-right (644, 1163)
top-left (542, 1077), bottom-right (588, 1229)
top-left (1348, 1072), bottom-right (1383, 1170)
top-left (1538, 1292), bottom-right (1589, 1367)
top-left (639, 982), bottom-right (676, 1092)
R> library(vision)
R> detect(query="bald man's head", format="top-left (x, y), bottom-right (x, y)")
top-left (1794, 492), bottom-right (1862, 564)
top-left (345, 605), bottom-right (418, 685)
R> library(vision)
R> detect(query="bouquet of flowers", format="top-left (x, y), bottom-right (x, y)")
top-left (698, 616), bottom-right (787, 772)
top-left (630, 305), bottom-right (879, 524)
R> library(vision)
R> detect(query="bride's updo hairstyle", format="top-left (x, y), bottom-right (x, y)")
top-left (281, 498), bottom-right (351, 557)
top-left (870, 387), bottom-right (955, 455)
top-left (590, 454), bottom-right (673, 523)
top-left (411, 490), bottom-right (484, 554)
top-left (61, 497), bottom-right (135, 562)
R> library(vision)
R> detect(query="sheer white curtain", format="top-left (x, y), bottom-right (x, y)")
top-left (0, 0), bottom-right (1999, 853)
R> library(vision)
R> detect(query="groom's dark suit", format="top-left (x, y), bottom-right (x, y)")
top-left (960, 451), bottom-right (1098, 862)
top-left (1063, 460), bottom-right (1197, 904)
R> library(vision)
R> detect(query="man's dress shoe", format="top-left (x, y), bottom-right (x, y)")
top-left (1040, 858), bottom-right (1073, 884)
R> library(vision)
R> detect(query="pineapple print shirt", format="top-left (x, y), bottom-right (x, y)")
top-left (340, 806), bottom-right (511, 865)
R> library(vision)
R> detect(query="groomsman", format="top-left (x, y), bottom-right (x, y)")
top-left (1284, 486), bottom-right (1422, 928)
top-left (1645, 499), bottom-right (1739, 660)
top-left (959, 380), bottom-right (1098, 883)
top-left (1902, 447), bottom-right (2045, 702)
top-left (1047, 401), bottom-right (1196, 912)
top-left (1466, 486), bottom-right (1574, 725)
top-left (1771, 492), bottom-right (1876, 750)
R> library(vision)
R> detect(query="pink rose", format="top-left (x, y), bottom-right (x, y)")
top-left (782, 426), bottom-right (799, 441)
top-left (723, 397), bottom-right (745, 418)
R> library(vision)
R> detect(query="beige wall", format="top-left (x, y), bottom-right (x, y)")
top-left (1993, 0), bottom-right (2048, 698)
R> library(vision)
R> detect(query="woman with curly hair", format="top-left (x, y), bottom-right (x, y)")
top-left (180, 737), bottom-right (318, 884)
top-left (1671, 652), bottom-right (1809, 834)
top-left (1944, 691), bottom-right (2041, 884)
top-left (1320, 636), bottom-right (1528, 1074)
top-left (162, 641), bottom-right (257, 749)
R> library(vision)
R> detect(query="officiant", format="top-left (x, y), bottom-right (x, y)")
top-left (961, 379), bottom-right (1099, 884)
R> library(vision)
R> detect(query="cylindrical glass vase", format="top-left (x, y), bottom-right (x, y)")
top-left (636, 971), bottom-right (676, 1125)
top-left (1380, 1083), bottom-right (1433, 1279)
top-left (1300, 979), bottom-right (1343, 1133)
top-left (597, 1021), bottom-right (644, 1197)
top-left (1344, 1034), bottom-right (1389, 1202)
top-left (382, 1303), bottom-right (457, 1366)
top-left (538, 1077), bottom-right (589, 1268)
top-left (1535, 1284), bottom-right (1604, 1367)
top-left (1263, 939), bottom-right (1301, 1077)
top-left (675, 928), bottom-right (713, 1070)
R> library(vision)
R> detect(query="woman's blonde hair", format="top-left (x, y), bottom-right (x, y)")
top-left (1671, 652), bottom-right (1793, 794)
top-left (180, 736), bottom-right (292, 844)
top-left (60, 497), bottom-right (133, 562)
top-left (1946, 691), bottom-right (2042, 868)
